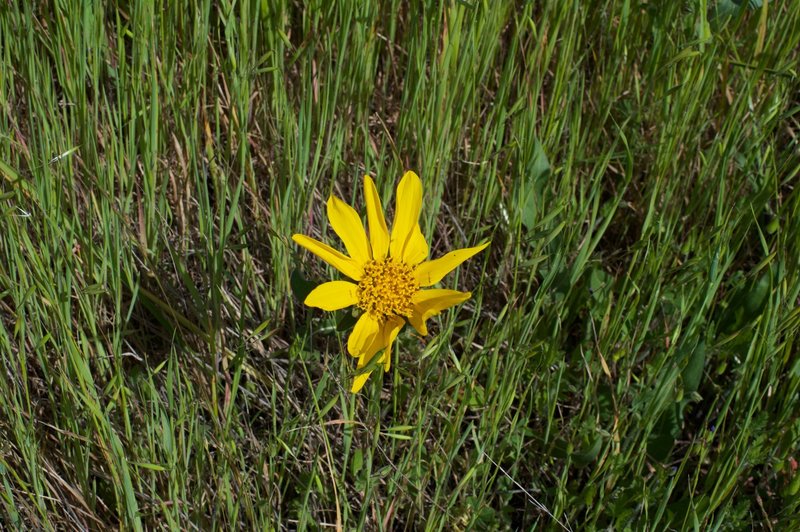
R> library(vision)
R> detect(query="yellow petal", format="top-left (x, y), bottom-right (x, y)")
top-left (351, 360), bottom-right (372, 393)
top-left (327, 195), bottom-right (371, 265)
top-left (403, 224), bottom-right (429, 265)
top-left (350, 316), bottom-right (404, 392)
top-left (304, 281), bottom-right (359, 311)
top-left (292, 234), bottom-right (364, 281)
top-left (409, 289), bottom-right (471, 336)
top-left (413, 241), bottom-right (490, 287)
top-left (381, 316), bottom-right (404, 371)
top-left (389, 171), bottom-right (423, 261)
top-left (363, 175), bottom-right (390, 260)
top-left (351, 348), bottom-right (380, 393)
top-left (347, 313), bottom-right (381, 358)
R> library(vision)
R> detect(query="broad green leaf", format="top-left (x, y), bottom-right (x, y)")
top-left (290, 268), bottom-right (316, 303)
top-left (647, 403), bottom-right (681, 463)
top-left (682, 340), bottom-right (706, 394)
top-left (336, 310), bottom-right (359, 332)
top-left (710, 0), bottom-right (762, 25)
top-left (717, 270), bottom-right (771, 335)
top-left (516, 138), bottom-right (550, 231)
top-left (572, 435), bottom-right (602, 467)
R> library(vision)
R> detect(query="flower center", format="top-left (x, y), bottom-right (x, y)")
top-left (357, 259), bottom-right (417, 320)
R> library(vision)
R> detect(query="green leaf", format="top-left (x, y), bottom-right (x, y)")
top-left (350, 449), bottom-right (363, 475)
top-left (0, 158), bottom-right (20, 182)
top-left (710, 0), bottom-right (761, 25)
top-left (336, 310), bottom-right (359, 332)
top-left (682, 340), bottom-right (706, 394)
top-left (572, 435), bottom-right (602, 467)
top-left (467, 383), bottom-right (486, 407)
top-left (290, 269), bottom-right (316, 303)
top-left (516, 138), bottom-right (550, 231)
top-left (589, 267), bottom-right (612, 301)
top-left (647, 403), bottom-right (681, 462)
top-left (717, 270), bottom-right (771, 335)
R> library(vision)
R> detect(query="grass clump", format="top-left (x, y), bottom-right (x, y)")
top-left (1, 0), bottom-right (799, 529)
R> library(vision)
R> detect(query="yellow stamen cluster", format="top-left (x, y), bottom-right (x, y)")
top-left (357, 259), bottom-right (417, 319)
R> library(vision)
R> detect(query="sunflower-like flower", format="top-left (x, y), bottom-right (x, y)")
top-left (293, 171), bottom-right (489, 392)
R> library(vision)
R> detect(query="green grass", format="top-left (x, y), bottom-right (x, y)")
top-left (1, 0), bottom-right (800, 529)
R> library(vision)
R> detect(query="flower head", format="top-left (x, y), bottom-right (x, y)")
top-left (293, 171), bottom-right (489, 392)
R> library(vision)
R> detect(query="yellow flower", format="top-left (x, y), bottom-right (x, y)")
top-left (292, 171), bottom-right (490, 392)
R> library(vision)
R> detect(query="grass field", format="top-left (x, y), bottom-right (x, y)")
top-left (1, 1), bottom-right (800, 529)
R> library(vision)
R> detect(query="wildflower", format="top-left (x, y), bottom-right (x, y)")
top-left (293, 171), bottom-right (489, 392)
